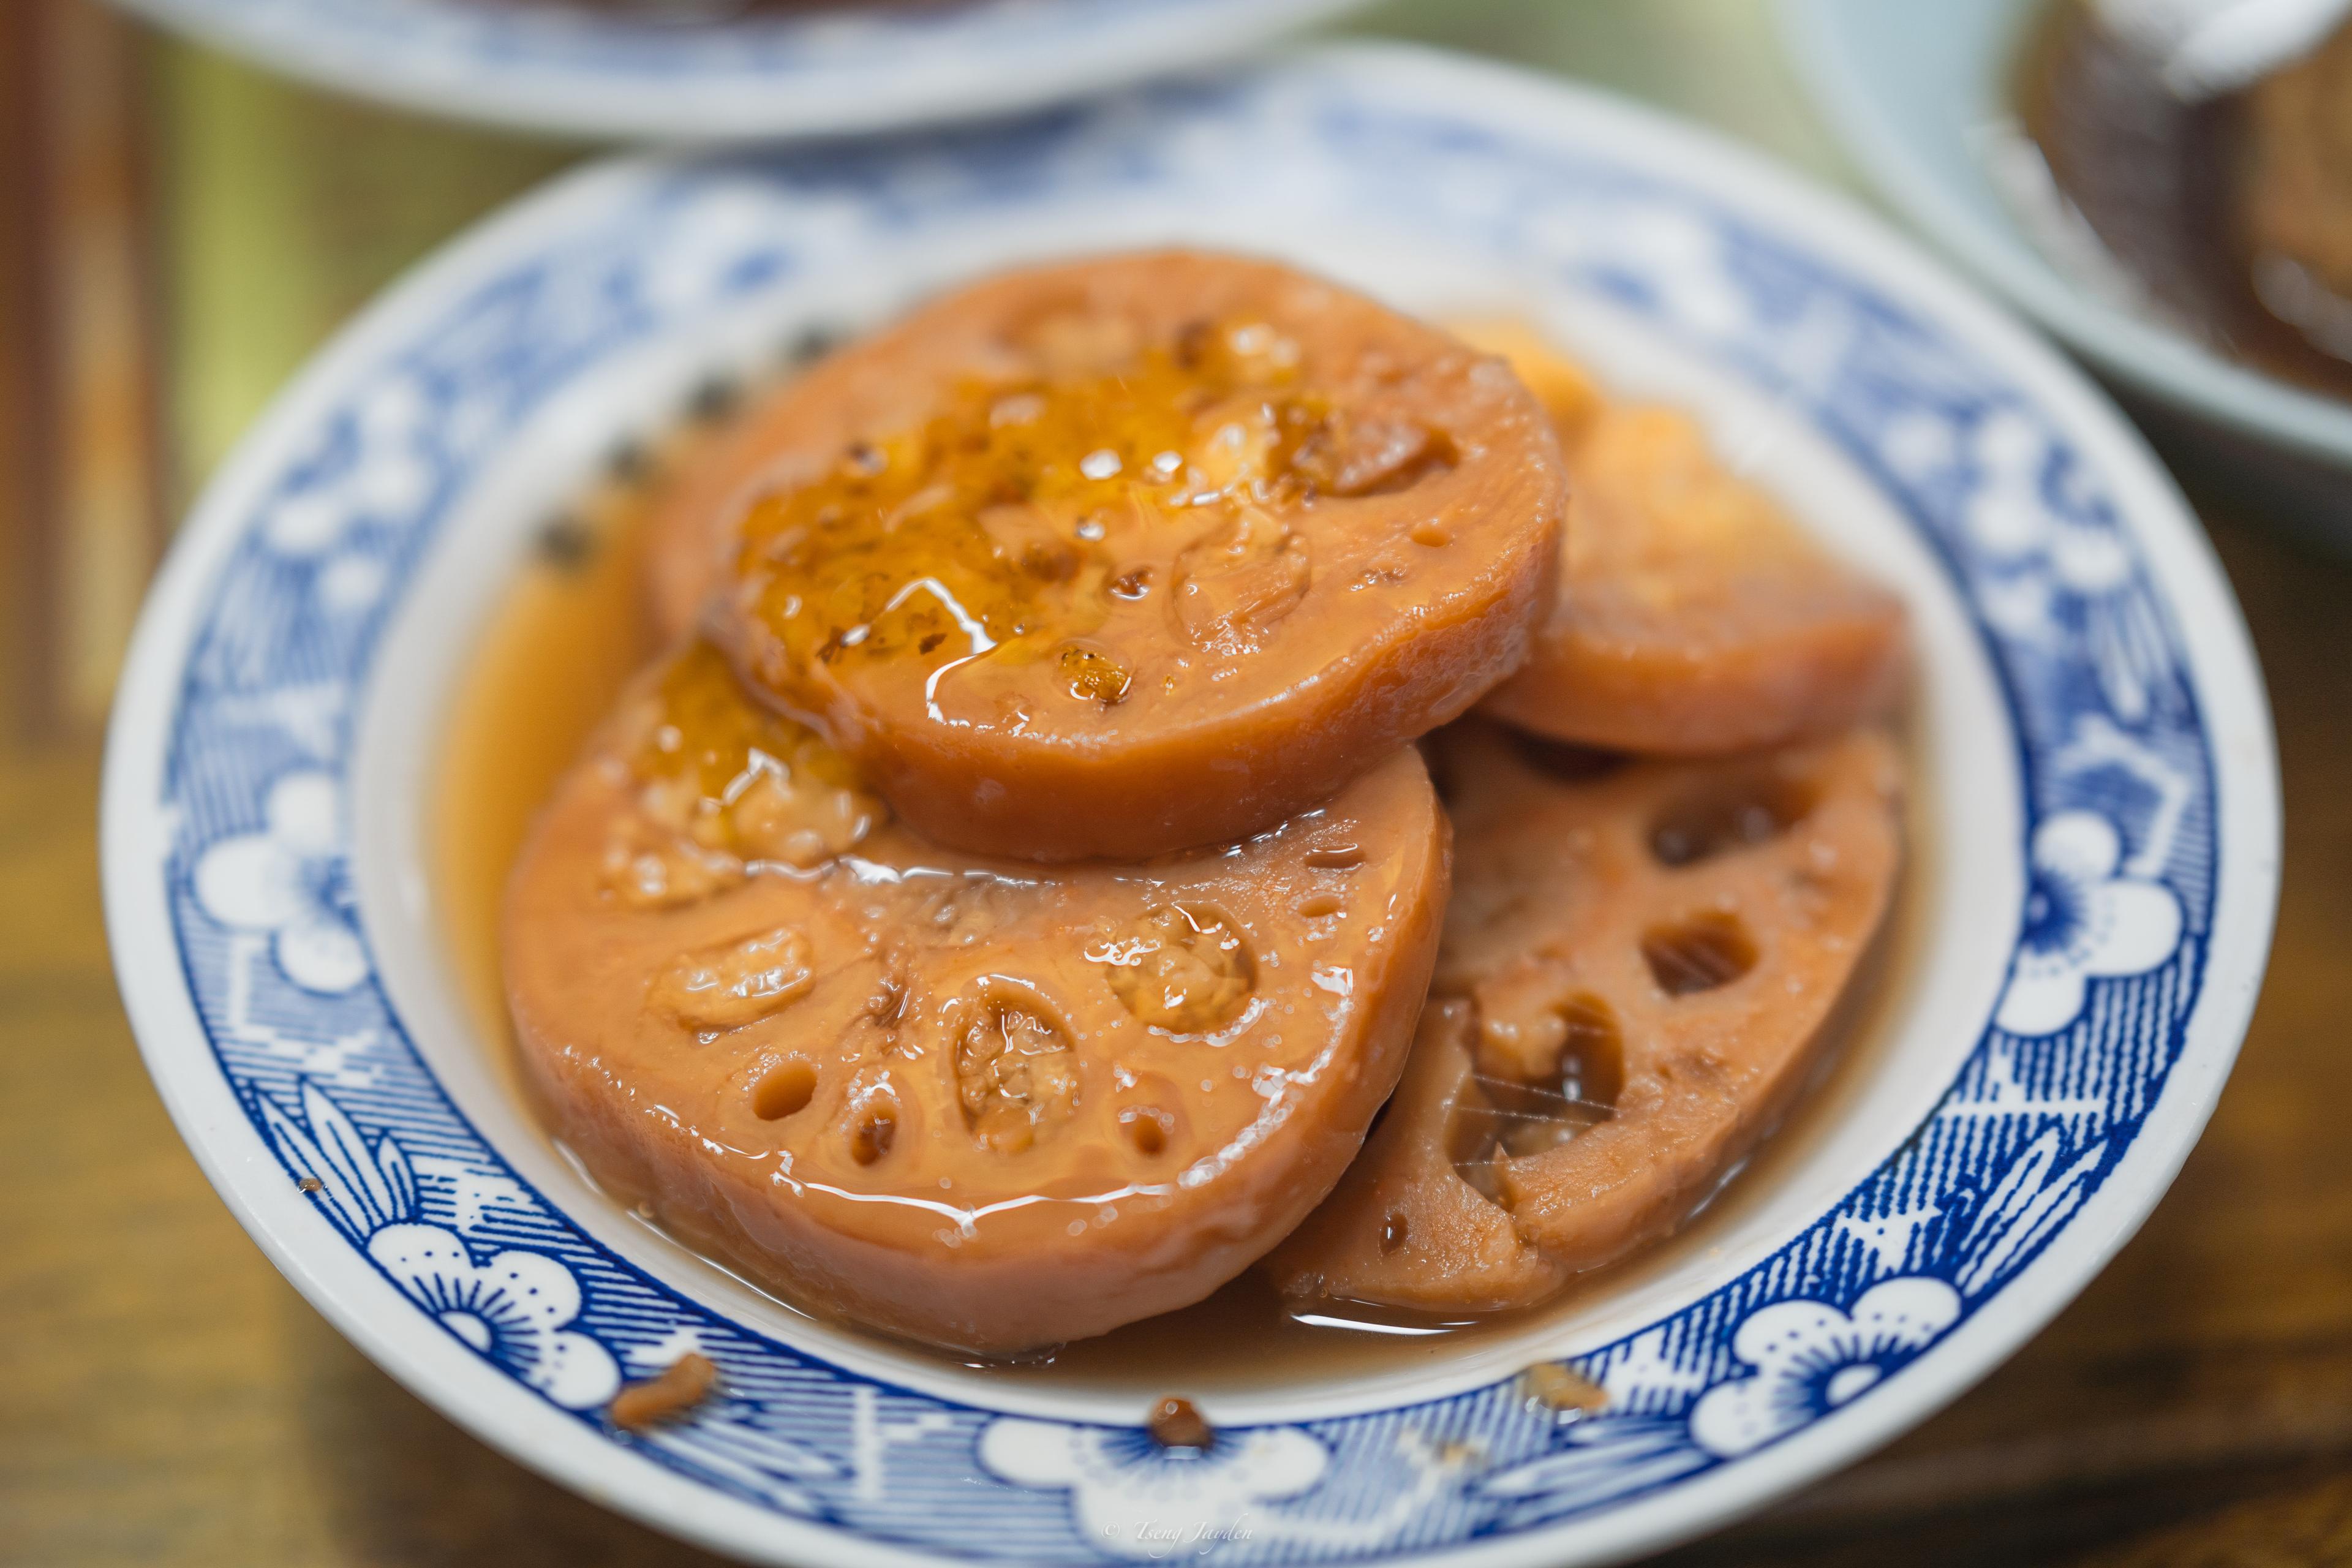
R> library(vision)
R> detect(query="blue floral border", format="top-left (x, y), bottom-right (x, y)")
top-left (146, 63), bottom-right (2219, 1564)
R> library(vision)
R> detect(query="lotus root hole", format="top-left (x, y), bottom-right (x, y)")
top-left (1098, 903), bottom-right (1254, 1033)
top-left (956, 995), bottom-right (1079, 1154)
top-left (1446, 1085), bottom-right (1512, 1207)
top-left (849, 1100), bottom-right (899, 1166)
top-left (1509, 731), bottom-right (1627, 784)
top-left (1648, 774), bottom-right (1818, 867)
top-left (1454, 994), bottom-right (1624, 1185)
top-left (1642, 911), bottom-right (1760, 997)
top-left (1119, 1105), bottom-right (1173, 1156)
top-left (1551, 993), bottom-right (1625, 1120)
top-left (752, 1058), bottom-right (818, 1121)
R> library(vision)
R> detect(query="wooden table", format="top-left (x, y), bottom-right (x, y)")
top-left (7, 2), bottom-right (2350, 1562)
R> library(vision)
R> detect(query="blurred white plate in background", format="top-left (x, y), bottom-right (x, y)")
top-left (108, 0), bottom-right (1366, 141)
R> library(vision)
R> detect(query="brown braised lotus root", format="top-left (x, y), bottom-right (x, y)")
top-left (1264, 998), bottom-right (1569, 1313)
top-left (1457, 322), bottom-right (1910, 755)
top-left (648, 252), bottom-right (1564, 862)
top-left (503, 641), bottom-right (1449, 1354)
top-left (1265, 720), bottom-right (1902, 1311)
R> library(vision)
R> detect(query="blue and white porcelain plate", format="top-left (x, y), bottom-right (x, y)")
top-left (108, 0), bottom-right (1365, 141)
top-left (102, 45), bottom-right (2280, 1566)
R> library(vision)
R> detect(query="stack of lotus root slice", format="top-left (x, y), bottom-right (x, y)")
top-left (501, 252), bottom-right (1910, 1355)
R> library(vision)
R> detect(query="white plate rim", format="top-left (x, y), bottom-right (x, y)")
top-left (100, 42), bottom-right (2281, 1568)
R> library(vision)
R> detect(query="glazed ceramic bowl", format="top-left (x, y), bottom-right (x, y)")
top-left (103, 44), bottom-right (2278, 1567)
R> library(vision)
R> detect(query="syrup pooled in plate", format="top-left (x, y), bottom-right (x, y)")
top-left (435, 459), bottom-right (668, 1047)
top-left (663, 251), bottom-right (1566, 862)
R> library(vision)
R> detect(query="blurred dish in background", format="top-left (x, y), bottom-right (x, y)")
top-left (101, 0), bottom-right (1368, 141)
top-left (1783, 0), bottom-right (2352, 538)
top-left (2015, 0), bottom-right (2352, 402)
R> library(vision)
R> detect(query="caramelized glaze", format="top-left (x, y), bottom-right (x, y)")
top-left (650, 251), bottom-right (1565, 861)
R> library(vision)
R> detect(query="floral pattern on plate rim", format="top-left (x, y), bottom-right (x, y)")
top-left (140, 63), bottom-right (2222, 1564)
